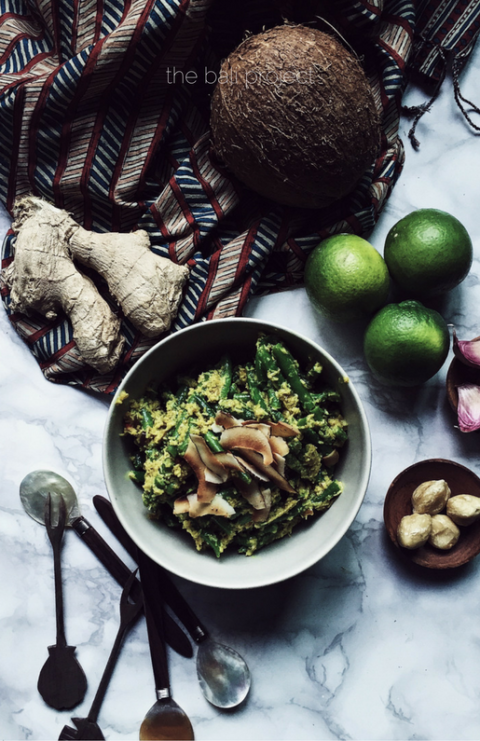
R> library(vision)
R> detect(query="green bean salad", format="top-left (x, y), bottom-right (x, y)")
top-left (122, 334), bottom-right (348, 557)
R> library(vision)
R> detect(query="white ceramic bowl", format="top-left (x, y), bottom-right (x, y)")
top-left (103, 318), bottom-right (371, 589)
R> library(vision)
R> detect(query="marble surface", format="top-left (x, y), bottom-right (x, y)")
top-left (2, 44), bottom-right (480, 741)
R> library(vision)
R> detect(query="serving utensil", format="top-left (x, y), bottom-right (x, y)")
top-left (37, 493), bottom-right (87, 710)
top-left (59, 570), bottom-right (143, 740)
top-left (93, 495), bottom-right (251, 708)
top-left (20, 470), bottom-right (192, 659)
top-left (137, 549), bottom-right (194, 741)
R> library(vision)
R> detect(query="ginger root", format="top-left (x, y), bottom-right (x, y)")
top-left (3, 200), bottom-right (125, 374)
top-left (3, 196), bottom-right (190, 374)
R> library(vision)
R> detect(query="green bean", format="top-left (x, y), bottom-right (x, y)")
top-left (165, 408), bottom-right (188, 456)
top-left (254, 347), bottom-right (282, 410)
top-left (255, 342), bottom-right (287, 389)
top-left (233, 392), bottom-right (251, 404)
top-left (245, 364), bottom-right (269, 415)
top-left (317, 480), bottom-right (341, 502)
top-left (154, 451), bottom-right (182, 493)
top-left (201, 531), bottom-right (222, 558)
top-left (164, 481), bottom-right (180, 495)
top-left (234, 513), bottom-right (253, 526)
top-left (313, 389), bottom-right (341, 405)
top-left (297, 406), bottom-right (327, 428)
top-left (237, 405), bottom-right (256, 420)
top-left (272, 342), bottom-right (315, 413)
top-left (211, 515), bottom-right (233, 535)
top-left (191, 393), bottom-right (215, 418)
top-left (219, 395), bottom-right (256, 420)
top-left (219, 355), bottom-right (233, 400)
top-left (175, 384), bottom-right (190, 403)
top-left (255, 340), bottom-right (293, 417)
top-left (233, 469), bottom-right (253, 485)
top-left (204, 430), bottom-right (224, 454)
top-left (129, 470), bottom-right (145, 484)
top-left (299, 426), bottom-right (319, 446)
top-left (141, 408), bottom-right (154, 429)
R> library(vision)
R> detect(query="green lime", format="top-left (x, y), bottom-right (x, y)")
top-left (384, 208), bottom-right (473, 298)
top-left (363, 300), bottom-right (450, 386)
top-left (305, 234), bottom-right (390, 322)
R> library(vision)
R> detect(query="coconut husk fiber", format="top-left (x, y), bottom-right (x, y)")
top-left (210, 25), bottom-right (382, 209)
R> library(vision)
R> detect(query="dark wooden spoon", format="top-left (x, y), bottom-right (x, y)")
top-left (59, 570), bottom-right (144, 740)
top-left (37, 493), bottom-right (87, 710)
top-left (137, 549), bottom-right (194, 741)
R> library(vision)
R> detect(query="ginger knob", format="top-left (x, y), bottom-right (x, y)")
top-left (446, 495), bottom-right (480, 526)
top-left (397, 513), bottom-right (432, 550)
top-left (411, 479), bottom-right (451, 515)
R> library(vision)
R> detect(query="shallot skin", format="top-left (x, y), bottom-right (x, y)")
top-left (456, 384), bottom-right (480, 433)
top-left (453, 329), bottom-right (480, 369)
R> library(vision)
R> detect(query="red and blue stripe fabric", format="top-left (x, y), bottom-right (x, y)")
top-left (0, 0), bottom-right (418, 393)
top-left (410, 0), bottom-right (480, 85)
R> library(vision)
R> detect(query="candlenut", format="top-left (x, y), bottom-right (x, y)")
top-left (397, 513), bottom-right (432, 550)
top-left (446, 494), bottom-right (480, 526)
top-left (397, 478), bottom-right (480, 553)
top-left (411, 479), bottom-right (451, 515)
top-left (428, 514), bottom-right (460, 550)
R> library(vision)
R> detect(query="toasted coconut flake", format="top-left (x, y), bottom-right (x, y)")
top-left (204, 467), bottom-right (225, 484)
top-left (187, 493), bottom-right (209, 518)
top-left (215, 411), bottom-right (243, 428)
top-left (187, 492), bottom-right (235, 518)
top-left (234, 477), bottom-right (265, 509)
top-left (183, 438), bottom-right (205, 478)
top-left (220, 426), bottom-right (274, 466)
top-left (253, 489), bottom-right (272, 523)
top-left (173, 496), bottom-right (190, 514)
top-left (190, 433), bottom-right (228, 480)
top-left (268, 420), bottom-right (299, 438)
top-left (197, 479), bottom-right (218, 503)
top-left (269, 435), bottom-right (289, 456)
top-left (215, 452), bottom-right (245, 472)
top-left (183, 438), bottom-right (218, 503)
top-left (239, 449), bottom-right (296, 493)
top-left (241, 421), bottom-right (271, 438)
top-left (273, 453), bottom-right (286, 477)
top-left (322, 450), bottom-right (339, 467)
top-left (234, 454), bottom-right (270, 481)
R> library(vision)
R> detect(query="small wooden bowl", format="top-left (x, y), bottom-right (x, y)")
top-left (384, 459), bottom-right (480, 569)
top-left (446, 356), bottom-right (480, 412)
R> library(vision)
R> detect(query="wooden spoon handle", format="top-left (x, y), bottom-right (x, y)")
top-left (88, 571), bottom-right (143, 722)
top-left (93, 496), bottom-right (207, 643)
top-left (137, 549), bottom-right (170, 694)
top-left (45, 493), bottom-right (67, 647)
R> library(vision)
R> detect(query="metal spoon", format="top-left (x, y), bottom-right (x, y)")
top-left (154, 568), bottom-right (251, 709)
top-left (93, 495), bottom-right (251, 709)
top-left (137, 549), bottom-right (194, 741)
top-left (19, 470), bottom-right (192, 659)
top-left (37, 493), bottom-right (87, 710)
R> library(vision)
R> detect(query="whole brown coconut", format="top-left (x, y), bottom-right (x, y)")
top-left (210, 25), bottom-right (381, 209)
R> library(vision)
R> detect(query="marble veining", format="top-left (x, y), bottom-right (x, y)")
top-left (2, 44), bottom-right (480, 741)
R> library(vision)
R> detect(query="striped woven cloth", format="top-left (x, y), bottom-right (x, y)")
top-left (405, 0), bottom-right (480, 145)
top-left (410, 0), bottom-right (480, 85)
top-left (0, 0), bottom-right (417, 392)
